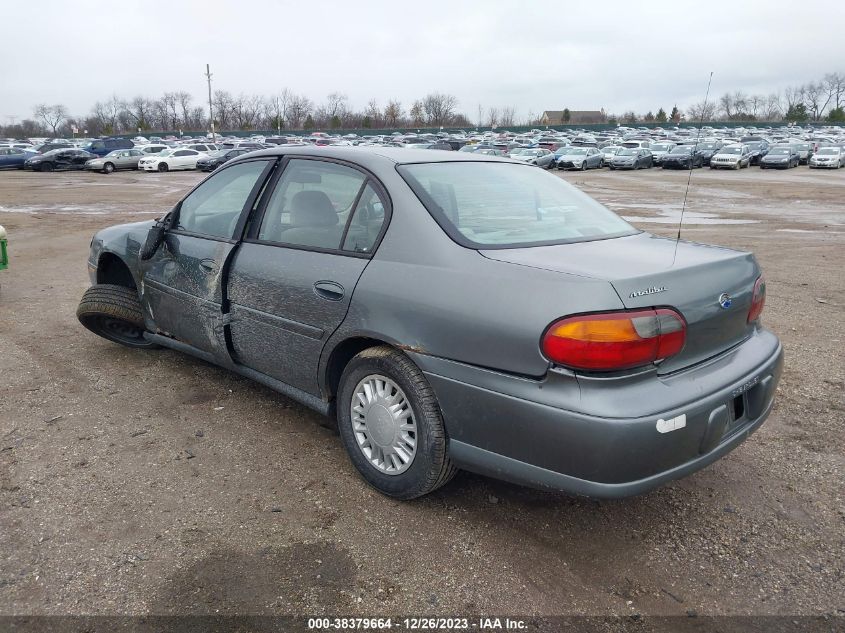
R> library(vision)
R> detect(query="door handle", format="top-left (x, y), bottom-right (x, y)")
top-left (313, 280), bottom-right (344, 301)
top-left (199, 258), bottom-right (219, 274)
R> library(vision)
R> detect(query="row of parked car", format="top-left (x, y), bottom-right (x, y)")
top-left (505, 139), bottom-right (845, 171)
top-left (2, 124), bottom-right (844, 174)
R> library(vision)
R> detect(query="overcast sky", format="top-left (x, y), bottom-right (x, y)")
top-left (2, 0), bottom-right (841, 124)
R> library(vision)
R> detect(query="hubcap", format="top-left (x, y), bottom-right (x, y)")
top-left (351, 375), bottom-right (417, 475)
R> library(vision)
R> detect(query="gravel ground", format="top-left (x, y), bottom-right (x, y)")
top-left (0, 166), bottom-right (843, 621)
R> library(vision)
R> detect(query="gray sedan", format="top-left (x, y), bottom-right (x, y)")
top-left (84, 149), bottom-right (144, 173)
top-left (76, 148), bottom-right (782, 500)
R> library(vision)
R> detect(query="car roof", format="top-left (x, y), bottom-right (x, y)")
top-left (230, 145), bottom-right (521, 168)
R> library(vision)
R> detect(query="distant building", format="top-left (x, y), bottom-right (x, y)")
top-left (540, 109), bottom-right (607, 125)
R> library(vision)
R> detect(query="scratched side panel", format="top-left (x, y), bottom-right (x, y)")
top-left (227, 242), bottom-right (368, 395)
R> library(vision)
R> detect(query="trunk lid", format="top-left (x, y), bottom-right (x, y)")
top-left (481, 232), bottom-right (759, 374)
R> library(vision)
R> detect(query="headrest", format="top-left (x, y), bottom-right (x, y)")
top-left (290, 190), bottom-right (338, 226)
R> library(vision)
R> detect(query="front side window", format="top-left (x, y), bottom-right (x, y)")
top-left (176, 160), bottom-right (271, 239)
top-left (257, 159), bottom-right (367, 249)
top-left (399, 162), bottom-right (636, 248)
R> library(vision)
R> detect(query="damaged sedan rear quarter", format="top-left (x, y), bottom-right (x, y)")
top-left (77, 147), bottom-right (783, 500)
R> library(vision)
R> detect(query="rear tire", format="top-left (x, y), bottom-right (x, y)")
top-left (76, 284), bottom-right (159, 349)
top-left (336, 346), bottom-right (456, 500)
top-left (158, 162), bottom-right (169, 172)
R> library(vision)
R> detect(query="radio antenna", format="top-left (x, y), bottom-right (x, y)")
top-left (674, 71), bottom-right (713, 265)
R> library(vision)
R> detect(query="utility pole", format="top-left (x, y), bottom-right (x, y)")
top-left (205, 64), bottom-right (214, 140)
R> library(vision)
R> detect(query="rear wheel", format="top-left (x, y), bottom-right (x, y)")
top-left (337, 346), bottom-right (456, 499)
top-left (157, 162), bottom-right (169, 172)
top-left (76, 284), bottom-right (159, 349)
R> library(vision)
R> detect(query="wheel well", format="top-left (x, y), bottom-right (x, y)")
top-left (97, 253), bottom-right (136, 289)
top-left (324, 336), bottom-right (386, 401)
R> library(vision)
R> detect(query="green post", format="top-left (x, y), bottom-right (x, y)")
top-left (0, 225), bottom-right (8, 271)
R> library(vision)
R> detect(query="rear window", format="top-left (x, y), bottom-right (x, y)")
top-left (398, 162), bottom-right (636, 249)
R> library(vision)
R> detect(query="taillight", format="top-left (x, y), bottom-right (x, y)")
top-left (542, 308), bottom-right (686, 372)
top-left (748, 275), bottom-right (766, 323)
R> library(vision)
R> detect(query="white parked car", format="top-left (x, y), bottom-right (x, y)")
top-left (184, 143), bottom-right (218, 153)
top-left (710, 144), bottom-right (752, 170)
top-left (139, 148), bottom-right (204, 172)
top-left (809, 146), bottom-right (844, 169)
top-left (136, 144), bottom-right (169, 155)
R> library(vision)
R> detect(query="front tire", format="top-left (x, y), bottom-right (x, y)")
top-left (103, 162), bottom-right (115, 174)
top-left (158, 162), bottom-right (169, 172)
top-left (76, 284), bottom-right (159, 349)
top-left (337, 346), bottom-right (456, 500)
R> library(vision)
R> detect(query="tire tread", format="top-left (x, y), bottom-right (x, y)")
top-left (340, 346), bottom-right (456, 499)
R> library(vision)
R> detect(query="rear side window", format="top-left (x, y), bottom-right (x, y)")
top-left (399, 162), bottom-right (636, 249)
top-left (342, 183), bottom-right (386, 254)
top-left (257, 159), bottom-right (366, 250)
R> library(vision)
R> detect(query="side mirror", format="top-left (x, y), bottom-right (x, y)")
top-left (139, 214), bottom-right (171, 260)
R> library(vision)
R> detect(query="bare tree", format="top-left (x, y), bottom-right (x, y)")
top-left (190, 106), bottom-right (206, 131)
top-left (383, 100), bottom-right (403, 127)
top-left (365, 99), bottom-right (381, 127)
top-left (90, 97), bottom-right (123, 134)
top-left (823, 72), bottom-right (844, 110)
top-left (499, 106), bottom-right (516, 126)
top-left (422, 93), bottom-right (457, 127)
top-left (783, 85), bottom-right (805, 110)
top-left (231, 94), bottom-right (263, 130)
top-left (717, 93), bottom-right (734, 119)
top-left (748, 94), bottom-right (763, 119)
top-left (487, 107), bottom-right (499, 127)
top-left (285, 93), bottom-right (313, 129)
top-left (34, 104), bottom-right (69, 136)
top-left (764, 93), bottom-right (783, 120)
top-left (322, 92), bottom-right (349, 123)
top-left (803, 82), bottom-right (826, 120)
top-left (409, 100), bottom-right (425, 127)
top-left (686, 100), bottom-right (716, 122)
top-left (176, 92), bottom-right (193, 129)
top-left (125, 96), bottom-right (153, 130)
top-left (212, 90), bottom-right (235, 130)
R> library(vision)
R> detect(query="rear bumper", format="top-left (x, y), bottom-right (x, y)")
top-left (409, 328), bottom-right (783, 498)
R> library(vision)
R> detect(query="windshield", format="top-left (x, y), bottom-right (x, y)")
top-left (105, 150), bottom-right (122, 157)
top-left (817, 148), bottom-right (839, 155)
top-left (670, 146), bottom-right (693, 154)
top-left (398, 162), bottom-right (637, 248)
top-left (650, 144), bottom-right (671, 151)
top-left (721, 146), bottom-right (743, 154)
top-left (698, 142), bottom-right (718, 150)
top-left (563, 148), bottom-right (589, 155)
top-left (618, 149), bottom-right (638, 156)
top-left (157, 150), bottom-right (175, 157)
top-left (768, 148), bottom-right (791, 155)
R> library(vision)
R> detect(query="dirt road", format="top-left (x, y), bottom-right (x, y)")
top-left (1, 166), bottom-right (843, 620)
